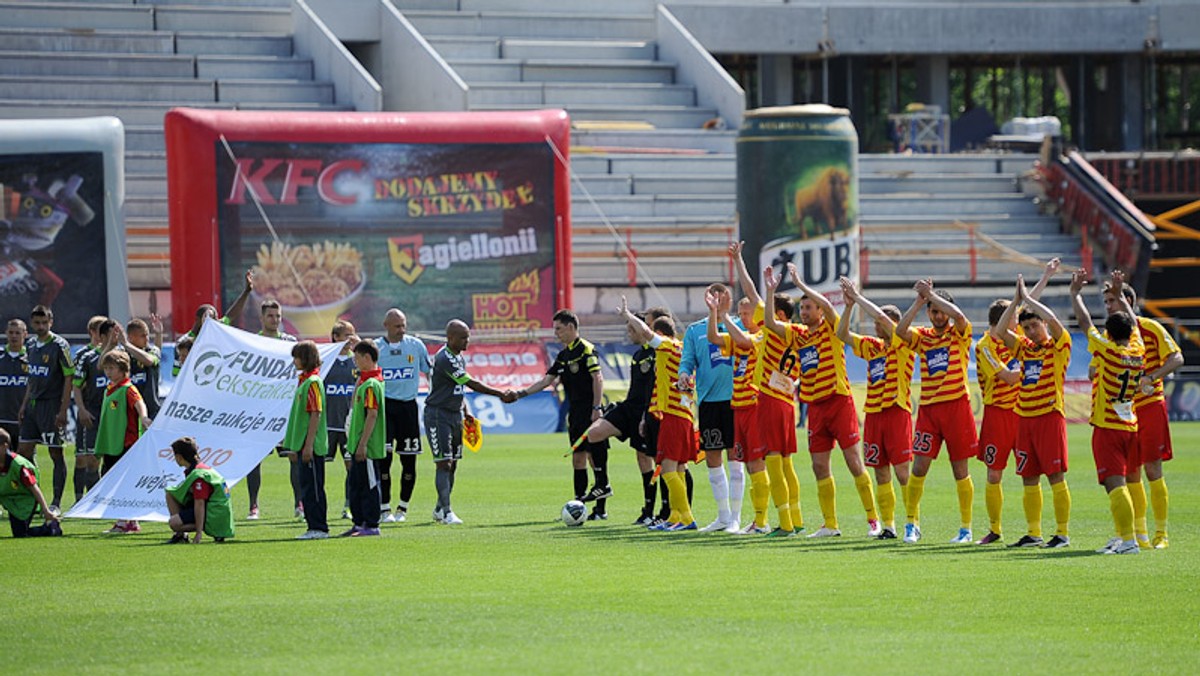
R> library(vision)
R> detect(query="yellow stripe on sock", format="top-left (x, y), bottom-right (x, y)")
top-left (1149, 477), bottom-right (1169, 536)
top-left (817, 476), bottom-right (837, 531)
top-left (765, 455), bottom-right (793, 532)
top-left (985, 481), bottom-right (1003, 536)
top-left (782, 456), bottom-right (803, 530)
top-left (1051, 481), bottom-right (1070, 537)
top-left (956, 475), bottom-right (974, 530)
top-left (750, 470), bottom-right (771, 528)
top-left (906, 474), bottom-right (926, 526)
top-left (876, 479), bottom-right (896, 529)
top-left (1109, 485), bottom-right (1135, 542)
top-left (854, 471), bottom-right (878, 522)
top-left (1023, 484), bottom-right (1043, 538)
top-left (1127, 479), bottom-right (1148, 537)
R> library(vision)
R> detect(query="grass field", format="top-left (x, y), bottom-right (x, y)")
top-left (5, 423), bottom-right (1198, 674)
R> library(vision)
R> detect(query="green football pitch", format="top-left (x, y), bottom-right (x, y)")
top-left (5, 423), bottom-right (1197, 674)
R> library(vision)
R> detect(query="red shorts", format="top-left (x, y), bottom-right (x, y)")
top-left (757, 395), bottom-right (798, 457)
top-left (732, 404), bottom-right (765, 463)
top-left (912, 397), bottom-right (978, 462)
top-left (977, 405), bottom-right (1020, 470)
top-left (1135, 398), bottom-right (1173, 464)
top-left (1014, 412), bottom-right (1068, 477)
top-left (655, 414), bottom-right (698, 465)
top-left (806, 393), bottom-right (860, 454)
top-left (1092, 427), bottom-right (1139, 484)
top-left (862, 406), bottom-right (913, 467)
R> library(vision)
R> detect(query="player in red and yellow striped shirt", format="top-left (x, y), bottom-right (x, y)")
top-left (1103, 271), bottom-right (1183, 549)
top-left (894, 279), bottom-right (977, 544)
top-left (786, 265), bottom-right (877, 539)
top-left (974, 258), bottom-right (1060, 545)
top-left (993, 275), bottom-right (1073, 549)
top-left (759, 266), bottom-right (808, 537)
top-left (838, 277), bottom-right (914, 540)
top-left (1072, 269), bottom-right (1145, 554)
top-left (619, 297), bottom-right (698, 532)
top-left (708, 243), bottom-right (772, 534)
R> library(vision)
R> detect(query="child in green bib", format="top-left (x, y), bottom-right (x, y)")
top-left (97, 350), bottom-right (152, 535)
top-left (165, 437), bottom-right (234, 543)
top-left (0, 428), bottom-right (61, 538)
top-left (286, 341), bottom-right (329, 540)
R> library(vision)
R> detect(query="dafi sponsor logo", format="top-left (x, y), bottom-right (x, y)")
top-left (382, 367), bottom-right (416, 382)
top-left (191, 350), bottom-right (295, 400)
top-left (326, 383), bottom-right (355, 396)
top-left (0, 372), bottom-right (26, 389)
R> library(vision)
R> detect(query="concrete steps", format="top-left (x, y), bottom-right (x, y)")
top-left (468, 82), bottom-right (695, 107)
top-left (0, 1), bottom-right (357, 293)
top-left (404, 11), bottom-right (655, 40)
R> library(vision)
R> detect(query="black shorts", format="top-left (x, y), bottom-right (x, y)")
top-left (328, 430), bottom-right (348, 462)
top-left (568, 403), bottom-right (608, 454)
top-left (20, 400), bottom-right (63, 447)
top-left (178, 506), bottom-right (196, 526)
top-left (642, 414), bottom-right (660, 458)
top-left (698, 400), bottom-right (734, 452)
top-left (384, 398), bottom-right (422, 455)
top-left (0, 421), bottom-right (18, 447)
top-left (424, 406), bottom-right (463, 462)
top-left (602, 400), bottom-right (647, 452)
top-left (75, 410), bottom-right (101, 455)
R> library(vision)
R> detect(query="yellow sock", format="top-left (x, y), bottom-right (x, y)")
top-left (674, 471), bottom-right (695, 525)
top-left (663, 472), bottom-right (685, 524)
top-left (816, 476), bottom-right (838, 531)
top-left (765, 455), bottom-right (794, 531)
top-left (1149, 477), bottom-right (1169, 536)
top-left (853, 472), bottom-right (878, 522)
top-left (906, 474), bottom-right (926, 525)
top-left (750, 470), bottom-right (771, 528)
top-left (1023, 484), bottom-right (1043, 538)
top-left (1109, 486), bottom-right (1135, 542)
top-left (985, 481), bottom-right (1003, 536)
top-left (956, 475), bottom-right (974, 530)
top-left (1051, 481), bottom-right (1070, 537)
top-left (782, 456), bottom-right (803, 530)
top-left (876, 480), bottom-right (896, 529)
top-left (1128, 479), bottom-right (1148, 537)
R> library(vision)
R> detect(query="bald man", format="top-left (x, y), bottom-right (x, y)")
top-left (375, 309), bottom-right (431, 523)
top-left (425, 320), bottom-right (513, 524)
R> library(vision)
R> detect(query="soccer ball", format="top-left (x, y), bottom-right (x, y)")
top-left (561, 500), bottom-right (587, 527)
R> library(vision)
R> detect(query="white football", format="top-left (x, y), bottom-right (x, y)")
top-left (562, 500), bottom-right (587, 527)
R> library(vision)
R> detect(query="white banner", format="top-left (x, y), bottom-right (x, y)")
top-left (66, 321), bottom-right (343, 521)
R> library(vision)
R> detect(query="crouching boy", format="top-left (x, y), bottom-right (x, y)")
top-left (0, 428), bottom-right (62, 537)
top-left (165, 437), bottom-right (234, 544)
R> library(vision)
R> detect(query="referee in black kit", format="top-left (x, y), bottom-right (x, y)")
top-left (516, 310), bottom-right (611, 520)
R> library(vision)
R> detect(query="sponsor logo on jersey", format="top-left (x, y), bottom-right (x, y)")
top-left (326, 383), bottom-right (355, 396)
top-left (707, 342), bottom-right (732, 368)
top-left (382, 367), bottom-right (415, 381)
top-left (0, 374), bottom-right (26, 387)
top-left (28, 364), bottom-right (51, 378)
top-left (868, 356), bottom-right (887, 384)
top-left (926, 347), bottom-right (950, 375)
top-left (1022, 360), bottom-right (1044, 386)
top-left (94, 375), bottom-right (109, 389)
top-left (799, 345), bottom-right (820, 373)
top-left (733, 355), bottom-right (748, 378)
top-left (1006, 358), bottom-right (1019, 371)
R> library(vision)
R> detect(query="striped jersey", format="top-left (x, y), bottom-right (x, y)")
top-left (1133, 316), bottom-right (1180, 408)
top-left (719, 331), bottom-right (764, 409)
top-left (1087, 327), bottom-right (1144, 431)
top-left (975, 331), bottom-right (1019, 410)
top-left (851, 333), bottom-right (915, 413)
top-left (753, 323), bottom-right (806, 404)
top-left (793, 316), bottom-right (851, 404)
top-left (1013, 331), bottom-right (1071, 418)
top-left (906, 324), bottom-right (972, 405)
top-left (650, 336), bottom-right (693, 422)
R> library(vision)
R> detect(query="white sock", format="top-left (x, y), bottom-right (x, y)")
top-left (727, 460), bottom-right (745, 523)
top-left (708, 466), bottom-right (731, 523)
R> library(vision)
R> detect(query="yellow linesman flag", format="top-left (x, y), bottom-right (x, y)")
top-left (463, 416), bottom-right (483, 453)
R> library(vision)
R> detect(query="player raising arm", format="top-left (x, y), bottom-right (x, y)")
top-left (838, 277), bottom-right (914, 540)
top-left (1071, 269), bottom-right (1144, 554)
top-left (991, 275), bottom-right (1073, 549)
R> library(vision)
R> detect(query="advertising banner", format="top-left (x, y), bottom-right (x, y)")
top-left (66, 320), bottom-right (343, 522)
top-left (0, 117), bottom-right (128, 334)
top-left (737, 105), bottom-right (858, 312)
top-left (166, 109), bottom-right (572, 339)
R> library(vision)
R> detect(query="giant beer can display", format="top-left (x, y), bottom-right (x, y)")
top-left (737, 104), bottom-right (858, 310)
